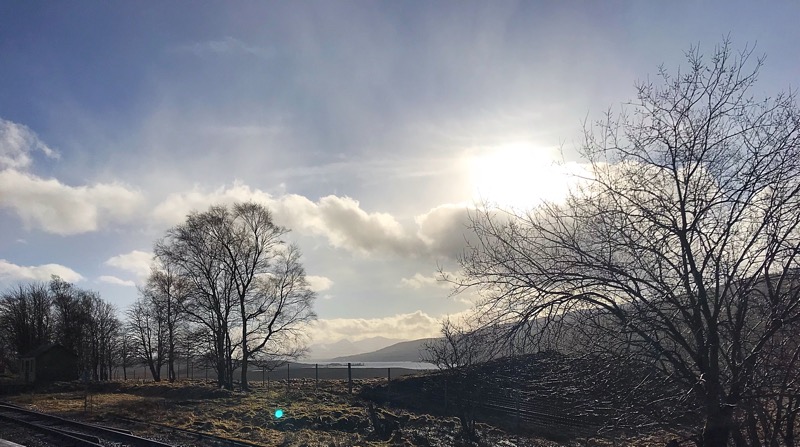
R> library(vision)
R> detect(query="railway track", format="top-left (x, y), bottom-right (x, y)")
top-left (114, 416), bottom-right (268, 447)
top-left (0, 403), bottom-right (176, 447)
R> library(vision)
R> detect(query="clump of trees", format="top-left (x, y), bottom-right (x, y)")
top-left (0, 277), bottom-right (121, 380)
top-left (443, 41), bottom-right (800, 446)
top-left (1, 202), bottom-right (316, 391)
top-left (132, 202), bottom-right (317, 390)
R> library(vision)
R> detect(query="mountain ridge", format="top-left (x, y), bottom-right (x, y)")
top-left (306, 336), bottom-right (404, 360)
top-left (330, 338), bottom-right (436, 363)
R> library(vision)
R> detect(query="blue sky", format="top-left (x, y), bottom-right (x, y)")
top-left (1, 1), bottom-right (798, 343)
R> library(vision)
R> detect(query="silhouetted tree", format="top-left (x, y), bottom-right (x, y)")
top-left (0, 282), bottom-right (52, 360)
top-left (155, 202), bottom-right (316, 390)
top-left (423, 318), bottom-right (497, 439)
top-left (450, 41), bottom-right (800, 446)
top-left (128, 293), bottom-right (166, 381)
top-left (140, 260), bottom-right (188, 382)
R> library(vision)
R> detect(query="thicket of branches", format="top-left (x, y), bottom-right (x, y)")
top-left (438, 41), bottom-right (800, 447)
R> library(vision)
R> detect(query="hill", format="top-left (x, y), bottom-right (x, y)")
top-left (305, 336), bottom-right (403, 361)
top-left (330, 338), bottom-right (435, 363)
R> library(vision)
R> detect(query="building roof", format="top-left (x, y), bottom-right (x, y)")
top-left (20, 343), bottom-right (75, 359)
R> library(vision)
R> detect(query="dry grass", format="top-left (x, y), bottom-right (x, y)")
top-left (5, 380), bottom-right (438, 446)
top-left (2, 379), bottom-right (677, 446)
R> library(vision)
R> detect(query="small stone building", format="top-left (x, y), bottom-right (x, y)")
top-left (20, 343), bottom-right (79, 383)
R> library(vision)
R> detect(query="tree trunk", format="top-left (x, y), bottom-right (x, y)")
top-left (240, 319), bottom-right (249, 391)
top-left (701, 406), bottom-right (733, 447)
top-left (167, 338), bottom-right (176, 383)
top-left (147, 359), bottom-right (160, 381)
top-left (241, 357), bottom-right (249, 391)
top-left (216, 333), bottom-right (226, 388)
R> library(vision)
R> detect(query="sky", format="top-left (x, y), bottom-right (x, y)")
top-left (1, 1), bottom-right (798, 344)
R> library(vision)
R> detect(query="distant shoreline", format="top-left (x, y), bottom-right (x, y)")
top-left (297, 361), bottom-right (436, 370)
top-left (255, 366), bottom-right (427, 380)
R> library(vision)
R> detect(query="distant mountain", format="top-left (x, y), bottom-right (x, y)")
top-left (330, 338), bottom-right (436, 363)
top-left (306, 336), bottom-right (404, 361)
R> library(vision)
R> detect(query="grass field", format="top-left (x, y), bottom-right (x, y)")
top-left (0, 377), bottom-right (685, 446)
top-left (1, 379), bottom-right (561, 447)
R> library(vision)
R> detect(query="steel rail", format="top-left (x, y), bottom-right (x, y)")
top-left (0, 404), bottom-right (175, 447)
top-left (115, 415), bottom-right (269, 447)
top-left (0, 411), bottom-right (103, 447)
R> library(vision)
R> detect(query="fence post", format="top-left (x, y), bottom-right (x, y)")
top-left (348, 363), bottom-right (352, 394)
top-left (286, 363), bottom-right (290, 394)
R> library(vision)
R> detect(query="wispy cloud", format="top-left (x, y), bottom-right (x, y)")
top-left (0, 118), bottom-right (59, 170)
top-left (169, 36), bottom-right (273, 58)
top-left (97, 275), bottom-right (136, 287)
top-left (399, 272), bottom-right (450, 289)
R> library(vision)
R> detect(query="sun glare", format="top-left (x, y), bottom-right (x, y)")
top-left (468, 142), bottom-right (575, 209)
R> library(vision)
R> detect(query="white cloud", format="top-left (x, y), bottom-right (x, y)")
top-left (97, 275), bottom-right (136, 287)
top-left (0, 169), bottom-right (146, 235)
top-left (279, 194), bottom-right (420, 256)
top-left (0, 259), bottom-right (84, 283)
top-left (152, 182), bottom-right (422, 256)
top-left (308, 310), bottom-right (442, 342)
top-left (105, 250), bottom-right (153, 278)
top-left (306, 275), bottom-right (333, 292)
top-left (151, 183), bottom-right (486, 260)
top-left (151, 181), bottom-right (271, 226)
top-left (0, 118), bottom-right (58, 170)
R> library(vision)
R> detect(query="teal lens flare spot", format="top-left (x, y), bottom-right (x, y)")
top-left (275, 409), bottom-right (284, 418)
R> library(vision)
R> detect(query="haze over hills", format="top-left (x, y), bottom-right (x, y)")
top-left (305, 336), bottom-right (404, 361)
top-left (330, 338), bottom-right (435, 363)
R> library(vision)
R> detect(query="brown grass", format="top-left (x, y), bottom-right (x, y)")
top-left (1, 379), bottom-right (677, 446)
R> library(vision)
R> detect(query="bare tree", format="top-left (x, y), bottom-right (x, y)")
top-left (155, 202), bottom-right (316, 390)
top-left (423, 318), bottom-right (498, 439)
top-left (450, 41), bottom-right (800, 446)
top-left (155, 206), bottom-right (237, 388)
top-left (244, 244), bottom-right (316, 377)
top-left (216, 203), bottom-right (290, 391)
top-left (117, 330), bottom-right (135, 380)
top-left (87, 296), bottom-right (119, 381)
top-left (127, 294), bottom-right (166, 381)
top-left (50, 277), bottom-right (101, 376)
top-left (142, 260), bottom-right (188, 382)
top-left (0, 282), bottom-right (52, 360)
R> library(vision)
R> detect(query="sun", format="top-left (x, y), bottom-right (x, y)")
top-left (468, 142), bottom-right (574, 209)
